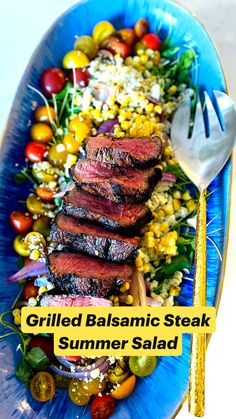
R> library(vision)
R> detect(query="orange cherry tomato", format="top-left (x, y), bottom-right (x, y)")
top-left (118, 28), bottom-right (137, 47)
top-left (25, 141), bottom-right (48, 163)
top-left (30, 123), bottom-right (53, 144)
top-left (34, 106), bottom-right (56, 124)
top-left (36, 186), bottom-right (54, 201)
top-left (91, 394), bottom-right (115, 419)
top-left (22, 280), bottom-right (39, 300)
top-left (111, 375), bottom-right (136, 399)
top-left (134, 18), bottom-right (150, 39)
top-left (30, 372), bottom-right (55, 402)
top-left (10, 211), bottom-right (33, 235)
top-left (63, 132), bottom-right (80, 153)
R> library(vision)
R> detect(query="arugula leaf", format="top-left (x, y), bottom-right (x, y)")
top-left (16, 358), bottom-right (32, 386)
top-left (162, 46), bottom-right (180, 58)
top-left (14, 172), bottom-right (28, 184)
top-left (26, 347), bottom-right (50, 372)
top-left (178, 49), bottom-right (195, 70)
top-left (162, 255), bottom-right (192, 275)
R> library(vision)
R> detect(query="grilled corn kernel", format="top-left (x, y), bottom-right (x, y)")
top-left (29, 249), bottom-right (40, 261)
top-left (163, 204), bottom-right (174, 215)
top-left (186, 200), bottom-right (197, 212)
top-left (166, 246), bottom-right (178, 256)
top-left (143, 263), bottom-right (150, 273)
top-left (168, 231), bottom-right (178, 240)
top-left (170, 285), bottom-right (181, 296)
top-left (145, 231), bottom-right (154, 238)
top-left (159, 222), bottom-right (169, 232)
top-left (154, 105), bottom-right (162, 114)
top-left (121, 121), bottom-right (131, 130)
top-left (164, 146), bottom-right (173, 157)
top-left (113, 296), bottom-right (119, 304)
top-left (125, 295), bottom-right (134, 305)
top-left (120, 282), bottom-right (130, 292)
top-left (168, 85), bottom-right (177, 95)
top-left (109, 295), bottom-right (114, 302)
top-left (182, 191), bottom-right (192, 201)
top-left (154, 209), bottom-right (165, 219)
top-left (173, 190), bottom-right (181, 199)
top-left (173, 198), bottom-right (181, 211)
top-left (146, 237), bottom-right (155, 248)
top-left (135, 256), bottom-right (143, 268)
top-left (146, 103), bottom-right (154, 114)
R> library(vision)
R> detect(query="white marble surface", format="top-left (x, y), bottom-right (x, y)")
top-left (0, 1), bottom-right (235, 418)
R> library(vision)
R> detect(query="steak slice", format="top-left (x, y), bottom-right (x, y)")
top-left (71, 159), bottom-right (161, 203)
top-left (83, 135), bottom-right (163, 167)
top-left (40, 292), bottom-right (112, 307)
top-left (46, 251), bottom-right (133, 297)
top-left (52, 213), bottom-right (139, 262)
top-left (63, 188), bottom-right (151, 232)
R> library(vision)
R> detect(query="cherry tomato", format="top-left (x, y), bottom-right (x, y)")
top-left (30, 372), bottom-right (55, 402)
top-left (29, 336), bottom-right (54, 360)
top-left (129, 356), bottom-right (157, 377)
top-left (48, 144), bottom-right (68, 168)
top-left (63, 133), bottom-right (80, 153)
top-left (141, 33), bottom-right (161, 50)
top-left (13, 235), bottom-right (30, 257)
top-left (10, 211), bottom-right (33, 234)
top-left (80, 378), bottom-right (106, 395)
top-left (25, 141), bottom-right (48, 163)
top-left (55, 371), bottom-right (71, 389)
top-left (40, 67), bottom-right (66, 98)
top-left (134, 18), bottom-right (150, 39)
top-left (26, 194), bottom-right (46, 215)
top-left (25, 231), bottom-right (46, 248)
top-left (62, 50), bottom-right (89, 69)
top-left (101, 36), bottom-right (131, 59)
top-left (74, 36), bottom-right (98, 59)
top-left (30, 123), bottom-right (53, 144)
top-left (111, 375), bottom-right (136, 399)
top-left (36, 186), bottom-right (54, 202)
top-left (91, 394), bottom-right (115, 419)
top-left (93, 21), bottom-right (115, 44)
top-left (22, 280), bottom-right (39, 300)
top-left (64, 356), bottom-right (81, 362)
top-left (32, 166), bottom-right (56, 183)
top-left (68, 68), bottom-right (90, 87)
top-left (34, 106), bottom-right (56, 123)
top-left (118, 28), bottom-right (137, 47)
top-left (32, 216), bottom-right (51, 237)
top-left (69, 379), bottom-right (91, 405)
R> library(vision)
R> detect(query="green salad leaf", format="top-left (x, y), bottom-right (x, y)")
top-left (26, 347), bottom-right (50, 372)
top-left (16, 358), bottom-right (33, 386)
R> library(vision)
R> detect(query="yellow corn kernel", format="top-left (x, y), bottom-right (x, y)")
top-left (182, 191), bottom-right (192, 201)
top-left (146, 237), bottom-right (155, 248)
top-left (168, 85), bottom-right (177, 95)
top-left (135, 256), bottom-right (143, 268)
top-left (166, 246), bottom-right (178, 256)
top-left (168, 231), bottom-right (178, 240)
top-left (163, 204), bottom-right (174, 215)
top-left (67, 153), bottom-right (78, 167)
top-left (170, 285), bottom-right (181, 296)
top-left (153, 259), bottom-right (160, 267)
top-left (145, 231), bottom-right (154, 238)
top-left (173, 198), bottom-right (181, 211)
top-left (167, 238), bottom-right (176, 247)
top-left (113, 296), bottom-right (119, 304)
top-left (143, 263), bottom-right (150, 273)
top-left (164, 145), bottom-right (173, 157)
top-left (169, 157), bottom-right (178, 165)
top-left (14, 314), bottom-right (21, 326)
top-left (125, 295), bottom-right (134, 305)
top-left (140, 54), bottom-right (148, 63)
top-left (154, 209), bottom-right (165, 219)
top-left (121, 97), bottom-right (130, 107)
top-left (186, 200), bottom-right (197, 212)
top-left (38, 286), bottom-right (47, 295)
top-left (12, 308), bottom-right (20, 317)
top-left (154, 105), bottom-right (162, 114)
top-left (159, 222), bottom-right (169, 232)
top-left (109, 295), bottom-right (114, 301)
top-left (153, 50), bottom-right (161, 65)
top-left (173, 190), bottom-right (181, 199)
top-left (120, 282), bottom-right (130, 292)
top-left (146, 103), bottom-right (154, 114)
top-left (121, 121), bottom-right (131, 130)
top-left (29, 249), bottom-right (40, 261)
top-left (114, 302), bottom-right (120, 306)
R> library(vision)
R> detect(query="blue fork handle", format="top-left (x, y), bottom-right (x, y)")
top-left (189, 188), bottom-right (207, 416)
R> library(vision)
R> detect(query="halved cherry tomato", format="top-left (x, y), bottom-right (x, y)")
top-left (26, 194), bottom-right (46, 215)
top-left (34, 106), bottom-right (56, 123)
top-left (92, 21), bottom-right (115, 44)
top-left (80, 377), bottom-right (106, 395)
top-left (63, 133), bottom-right (80, 153)
top-left (74, 36), bottom-right (98, 59)
top-left (48, 144), bottom-right (68, 168)
top-left (129, 356), bottom-right (157, 377)
top-left (101, 36), bottom-right (131, 59)
top-left (30, 371), bottom-right (55, 402)
top-left (36, 186), bottom-right (54, 202)
top-left (30, 123), bottom-right (53, 144)
top-left (29, 336), bottom-right (54, 360)
top-left (40, 67), bottom-right (66, 98)
top-left (68, 68), bottom-right (90, 87)
top-left (55, 372), bottom-right (71, 389)
top-left (32, 216), bottom-right (51, 237)
top-left (10, 211), bottom-right (33, 234)
top-left (134, 18), bottom-right (150, 39)
top-left (13, 235), bottom-right (30, 257)
top-left (118, 28), bottom-right (137, 47)
top-left (91, 394), bottom-right (115, 419)
top-left (69, 379), bottom-right (91, 405)
top-left (22, 280), bottom-right (39, 300)
top-left (25, 141), bottom-right (48, 163)
top-left (111, 375), bottom-right (136, 399)
top-left (141, 33), bottom-right (161, 50)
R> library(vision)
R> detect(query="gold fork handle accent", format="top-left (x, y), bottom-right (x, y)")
top-left (189, 188), bottom-right (207, 417)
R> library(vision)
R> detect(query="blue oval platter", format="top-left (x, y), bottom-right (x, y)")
top-left (0, 0), bottom-right (230, 418)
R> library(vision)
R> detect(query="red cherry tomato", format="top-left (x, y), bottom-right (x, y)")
top-left (69, 68), bottom-right (90, 87)
top-left (91, 394), bottom-right (115, 419)
top-left (141, 33), bottom-right (161, 50)
top-left (64, 356), bottom-right (81, 362)
top-left (10, 211), bottom-right (33, 234)
top-left (101, 36), bottom-right (131, 59)
top-left (24, 141), bottom-right (48, 163)
top-left (29, 336), bottom-right (54, 360)
top-left (22, 280), bottom-right (39, 300)
top-left (40, 67), bottom-right (66, 98)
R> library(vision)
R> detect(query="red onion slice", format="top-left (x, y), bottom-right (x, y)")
top-left (51, 358), bottom-right (110, 379)
top-left (56, 356), bottom-right (108, 372)
top-left (160, 172), bottom-right (177, 184)
top-left (97, 117), bottom-right (118, 134)
top-left (54, 181), bottom-right (75, 198)
top-left (6, 261), bottom-right (46, 283)
top-left (93, 83), bottom-right (110, 103)
top-left (146, 96), bottom-right (161, 105)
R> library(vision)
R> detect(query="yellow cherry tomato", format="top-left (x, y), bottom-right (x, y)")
top-left (80, 378), bottom-right (106, 395)
top-left (13, 235), bottom-right (30, 257)
top-left (32, 166), bottom-right (56, 183)
top-left (34, 106), bottom-right (56, 124)
top-left (63, 132), bottom-right (80, 153)
top-left (74, 36), bottom-right (98, 59)
top-left (92, 21), bottom-right (115, 43)
top-left (111, 375), bottom-right (136, 399)
top-left (32, 216), bottom-right (51, 237)
top-left (26, 194), bottom-right (46, 215)
top-left (69, 379), bottom-right (91, 405)
top-left (47, 144), bottom-right (68, 168)
top-left (62, 50), bottom-right (89, 69)
top-left (25, 231), bottom-right (46, 248)
top-left (30, 123), bottom-right (53, 144)
top-left (30, 372), bottom-right (55, 402)
top-left (75, 123), bottom-right (90, 143)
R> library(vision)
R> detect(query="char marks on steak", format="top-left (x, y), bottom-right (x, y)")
top-left (63, 188), bottom-right (151, 232)
top-left (52, 213), bottom-right (139, 262)
top-left (71, 159), bottom-right (161, 203)
top-left (46, 251), bottom-right (133, 297)
top-left (40, 292), bottom-right (112, 307)
top-left (83, 135), bottom-right (163, 167)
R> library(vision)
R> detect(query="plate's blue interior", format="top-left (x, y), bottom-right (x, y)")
top-left (0, 0), bottom-right (229, 418)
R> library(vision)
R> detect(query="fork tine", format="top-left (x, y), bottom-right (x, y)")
top-left (171, 98), bottom-right (191, 142)
top-left (204, 91), bottom-right (222, 135)
top-left (190, 97), bottom-right (206, 139)
top-left (213, 90), bottom-right (236, 132)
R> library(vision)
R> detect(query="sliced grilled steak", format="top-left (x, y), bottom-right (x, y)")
top-left (46, 251), bottom-right (133, 297)
top-left (63, 188), bottom-right (151, 232)
top-left (52, 213), bottom-right (139, 262)
top-left (71, 159), bottom-right (161, 203)
top-left (83, 135), bottom-right (163, 167)
top-left (40, 292), bottom-right (112, 307)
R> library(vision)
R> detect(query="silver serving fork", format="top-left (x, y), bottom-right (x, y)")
top-left (171, 91), bottom-right (236, 416)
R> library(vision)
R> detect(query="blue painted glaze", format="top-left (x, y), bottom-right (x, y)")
top-left (0, 1), bottom-right (229, 418)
